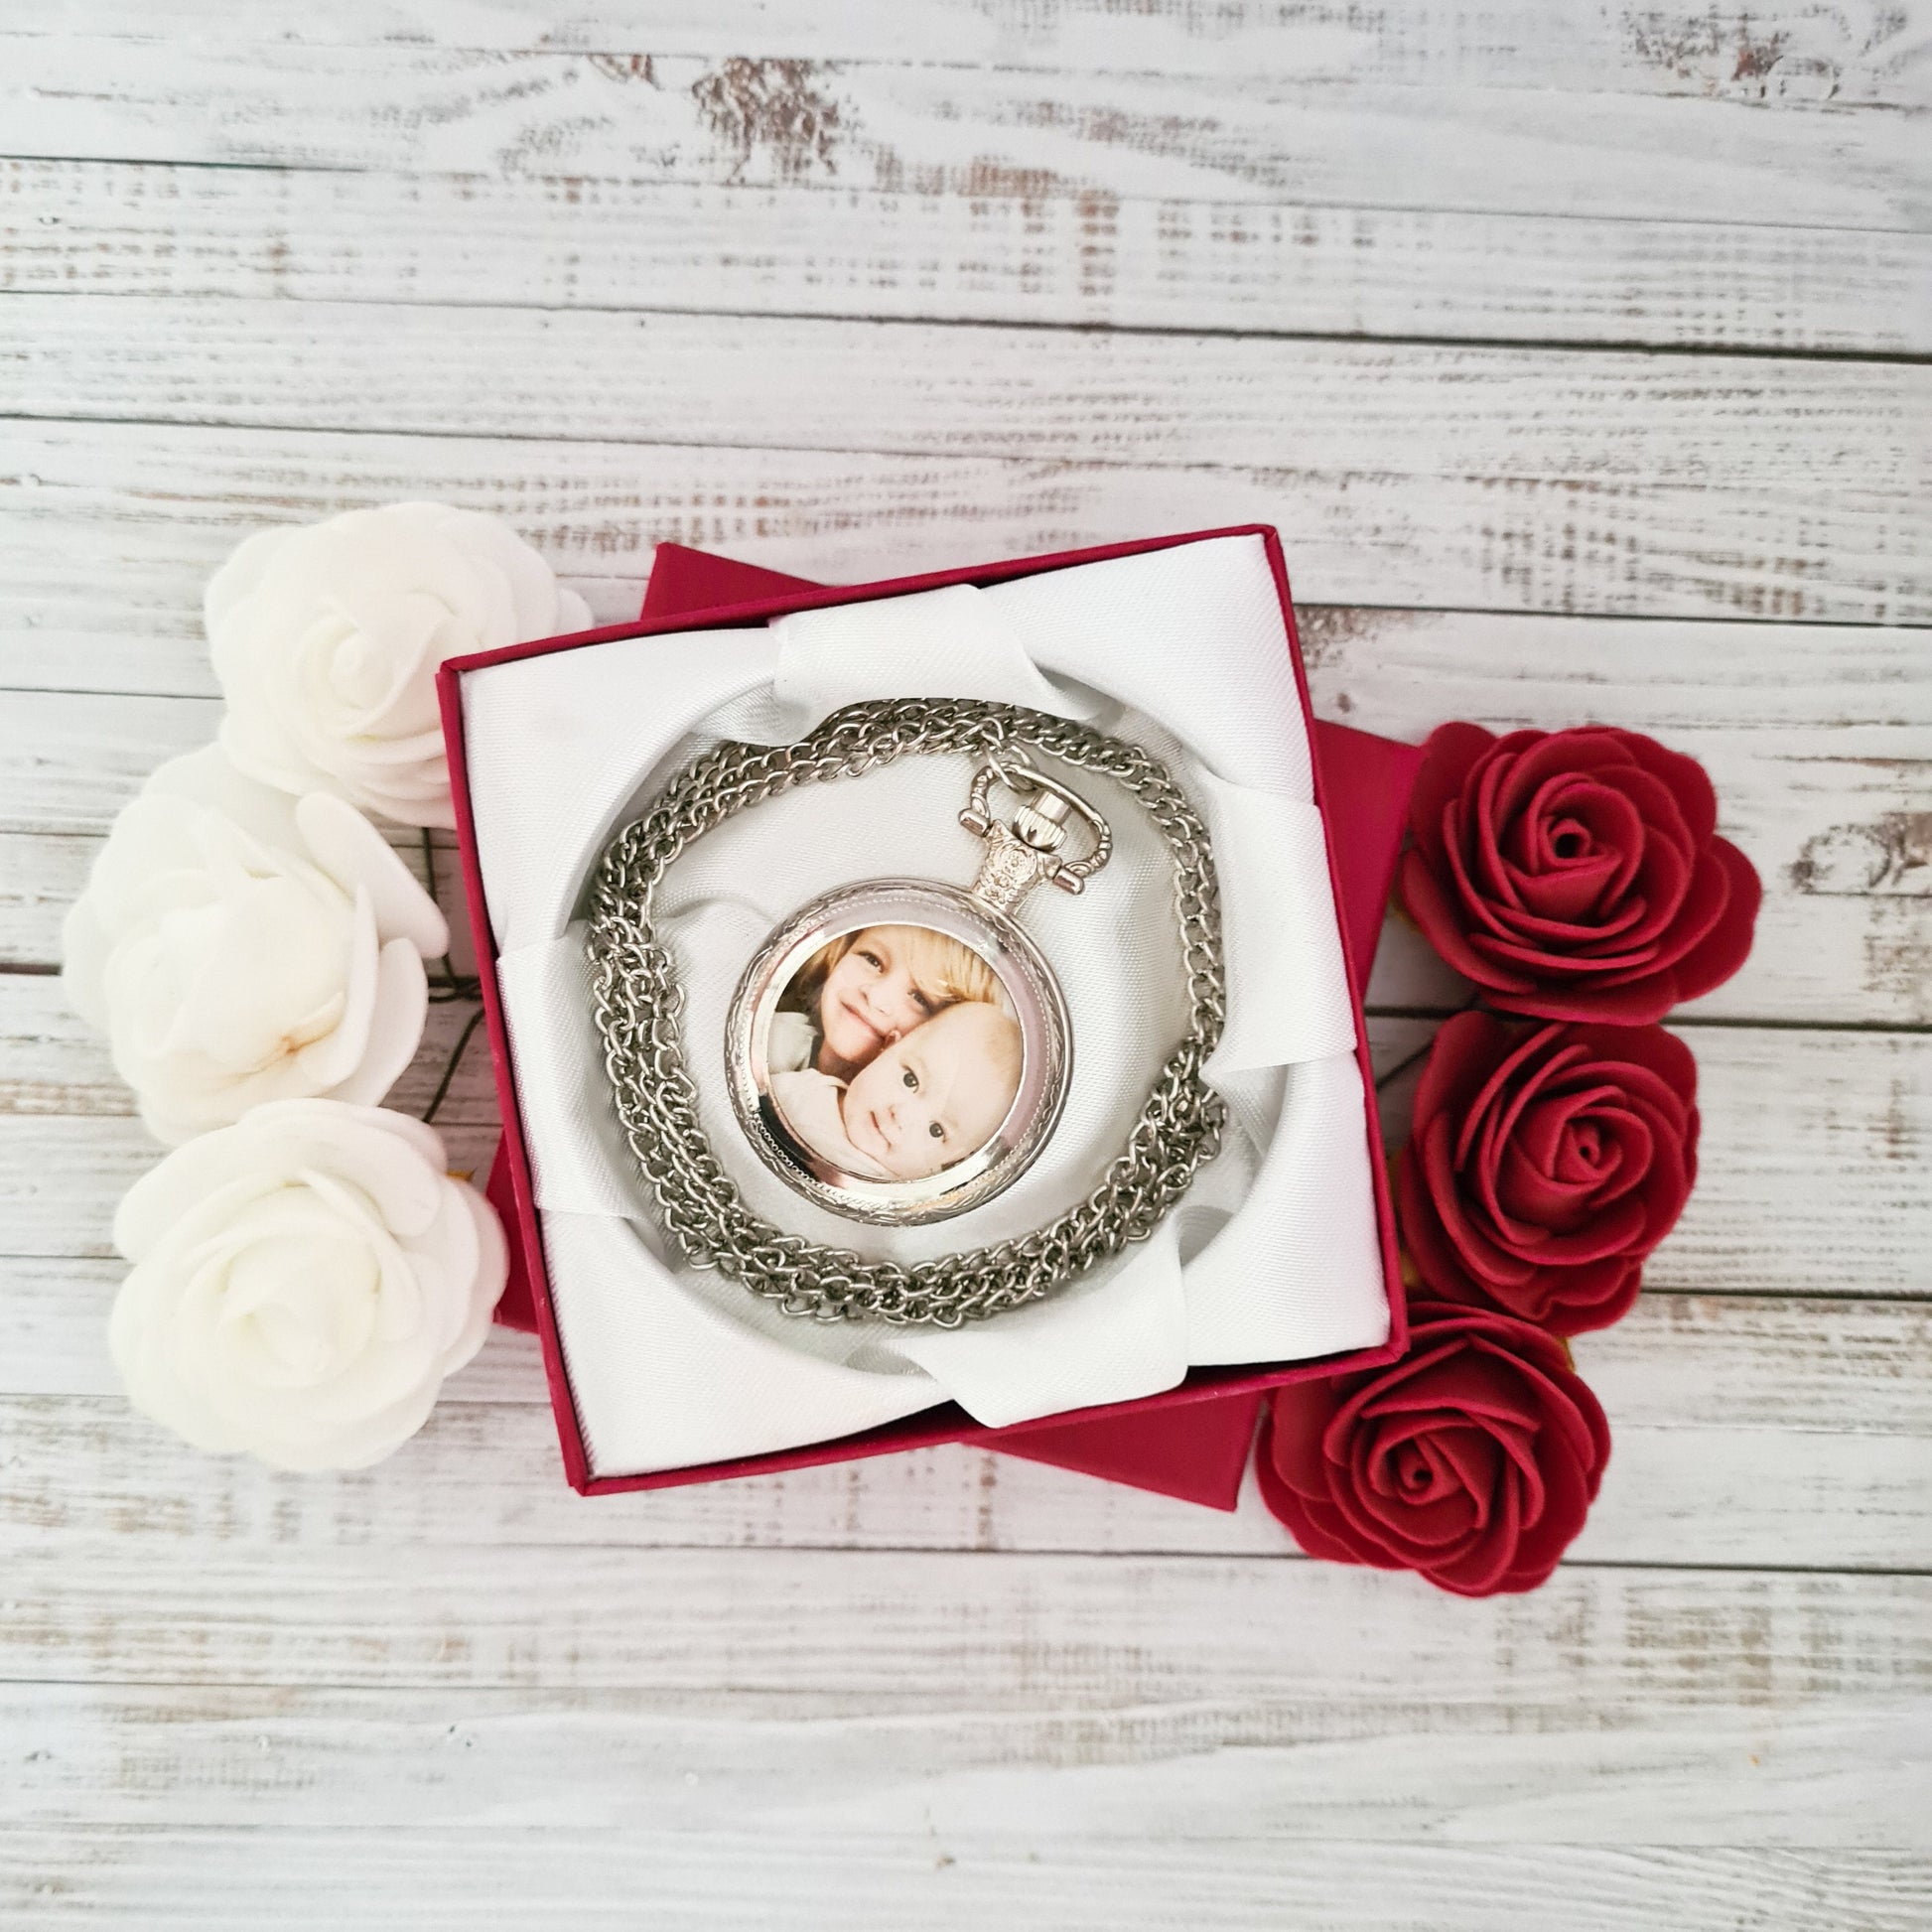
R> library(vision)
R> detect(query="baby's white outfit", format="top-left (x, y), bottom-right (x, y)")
top-left (765, 1066), bottom-right (894, 1179)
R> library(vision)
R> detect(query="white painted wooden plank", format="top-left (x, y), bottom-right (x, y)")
top-left (1644, 1028), bottom-right (1930, 1296)
top-left (0, 834), bottom-right (468, 974)
top-left (1, 1019), bottom-right (1924, 1289)
top-left (11, 297), bottom-right (1929, 498)
top-left (0, 815), bottom-right (477, 973)
top-left (8, 845), bottom-right (1928, 1297)
top-left (5, 39), bottom-right (1927, 229)
top-left (1, 430), bottom-right (1923, 703)
top-left (11, 787), bottom-right (1916, 1028)
top-left (4, 295), bottom-right (1924, 498)
top-left (0, 848), bottom-right (91, 969)
top-left (0, 1525), bottom-right (1924, 1694)
top-left (3, 1266), bottom-right (1923, 1430)
top-left (5, 455), bottom-right (1925, 708)
top-left (0, 1255), bottom-right (548, 1403)
top-left (10, 160), bottom-right (1932, 353)
top-left (7, 608), bottom-right (1924, 1025)
top-left (0, 1114), bottom-right (503, 1260)
top-left (0, 848), bottom-right (1400, 1009)
top-left (29, 0), bottom-right (1932, 99)
top-left (0, 972), bottom-right (1406, 1129)
top-left (0, 15), bottom-right (1917, 1909)
top-left (0, 690), bottom-right (212, 839)
top-left (1580, 1294), bottom-right (1932, 1438)
top-left (1295, 610), bottom-right (1932, 1028)
top-left (0, 1679), bottom-right (1927, 1852)
top-left (0, 552), bottom-right (636, 708)
top-left (0, 975), bottom-right (497, 1123)
top-left (1428, 1026), bottom-right (1932, 1301)
top-left (9, 1394), bottom-right (1271, 1553)
top-left (3, 1294), bottom-right (1927, 1567)
top-left (1, 1832), bottom-right (1926, 1930)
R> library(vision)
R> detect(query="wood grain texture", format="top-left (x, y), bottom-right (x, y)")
top-left (1, 1527), bottom-right (1925, 1694)
top-left (5, 35), bottom-right (1927, 229)
top-left (3, 425), bottom-right (1926, 724)
top-left (5, 7), bottom-right (1931, 1912)
top-left (27, 0), bottom-right (1932, 96)
top-left (6, 604), bottom-right (1924, 1025)
top-left (10, 1249), bottom-right (1932, 1426)
top-left (0, 1114), bottom-right (502, 1261)
top-left (2, 993), bottom-right (1925, 1295)
top-left (0, 829), bottom-right (477, 980)
top-left (2, 1294), bottom-right (1927, 1567)
top-left (0, 1256), bottom-right (546, 1406)
top-left (0, 1679), bottom-right (1922, 1847)
top-left (8, 1243), bottom-right (1932, 1529)
top-left (12, 159), bottom-right (1932, 352)
top-left (0, 974), bottom-right (496, 1123)
top-left (14, 296), bottom-right (1931, 488)
top-left (1, 1834), bottom-right (1926, 1929)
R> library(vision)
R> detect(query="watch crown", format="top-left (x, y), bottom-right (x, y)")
top-left (1011, 797), bottom-right (1070, 851)
top-left (958, 751), bottom-right (1112, 918)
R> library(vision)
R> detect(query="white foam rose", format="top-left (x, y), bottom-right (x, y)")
top-left (109, 1100), bottom-right (507, 1470)
top-left (63, 745), bottom-right (450, 1146)
top-left (207, 501), bottom-right (593, 827)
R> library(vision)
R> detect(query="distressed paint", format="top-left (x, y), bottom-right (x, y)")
top-left (0, 9), bottom-right (1928, 1919)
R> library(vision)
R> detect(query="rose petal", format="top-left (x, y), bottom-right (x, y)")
top-left (1616, 730), bottom-right (1720, 847)
top-left (1398, 849), bottom-right (1536, 992)
top-left (296, 791), bottom-right (449, 958)
top-left (1668, 838), bottom-right (1763, 1007)
top-left (325, 939), bottom-right (429, 1108)
top-left (1406, 723), bottom-right (1499, 869)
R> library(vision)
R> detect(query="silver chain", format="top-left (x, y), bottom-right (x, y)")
top-left (585, 699), bottom-right (1227, 1327)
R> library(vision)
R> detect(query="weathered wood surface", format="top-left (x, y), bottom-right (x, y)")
top-left (1, 4), bottom-right (1928, 1923)
top-left (20, 0), bottom-right (1929, 91)
top-left (2, 1837), bottom-right (1924, 1930)
top-left (6, 613), bottom-right (1925, 1027)
top-left (6, 33), bottom-right (1926, 229)
top-left (3, 1293), bottom-right (1929, 1567)
top-left (2, 405), bottom-right (1925, 659)
top-left (11, 159), bottom-right (1932, 353)
top-left (1, 1532), bottom-right (1926, 1922)
top-left (14, 296), bottom-right (1930, 487)
top-left (4, 1529), bottom-right (1927, 1697)
top-left (0, 1257), bottom-right (538, 1406)
top-left (9, 1665), bottom-right (1917, 1851)
top-left (6, 965), bottom-right (1926, 1296)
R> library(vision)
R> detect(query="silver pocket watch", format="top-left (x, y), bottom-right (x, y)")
top-left (725, 755), bottom-right (1112, 1227)
top-left (588, 699), bottom-right (1227, 1327)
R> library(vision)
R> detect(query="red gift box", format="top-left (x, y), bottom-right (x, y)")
top-left (439, 526), bottom-right (1415, 1503)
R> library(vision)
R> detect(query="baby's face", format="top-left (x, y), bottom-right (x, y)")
top-left (841, 1002), bottom-right (1022, 1180)
top-left (816, 927), bottom-right (942, 1069)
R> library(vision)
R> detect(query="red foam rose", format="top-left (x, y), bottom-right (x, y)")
top-left (1259, 1303), bottom-right (1611, 1595)
top-left (1398, 1013), bottom-right (1698, 1335)
top-left (1398, 723), bottom-right (1760, 1023)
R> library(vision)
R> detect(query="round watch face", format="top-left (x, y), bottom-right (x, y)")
top-left (725, 881), bottom-right (1070, 1226)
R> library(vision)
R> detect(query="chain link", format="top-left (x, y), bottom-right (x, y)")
top-left (585, 700), bottom-right (1227, 1326)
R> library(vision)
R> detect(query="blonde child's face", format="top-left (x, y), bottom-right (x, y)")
top-left (815, 927), bottom-right (943, 1070)
top-left (841, 1002), bottom-right (1023, 1180)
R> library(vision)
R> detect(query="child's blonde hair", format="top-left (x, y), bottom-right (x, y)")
top-left (783, 924), bottom-right (1002, 1021)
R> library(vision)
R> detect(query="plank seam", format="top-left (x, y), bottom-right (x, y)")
top-left (8, 292), bottom-right (1932, 369)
